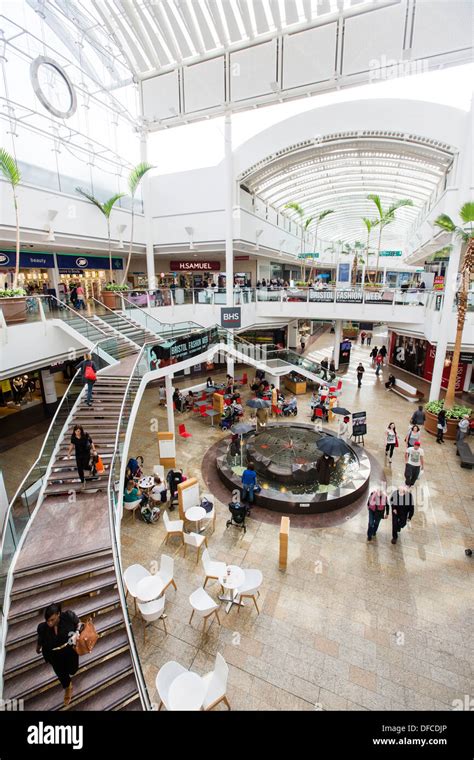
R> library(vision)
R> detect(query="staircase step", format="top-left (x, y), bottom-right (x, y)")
top-left (44, 480), bottom-right (108, 496)
top-left (25, 650), bottom-right (134, 711)
top-left (4, 629), bottom-right (130, 702)
top-left (11, 553), bottom-right (114, 597)
top-left (8, 569), bottom-right (117, 622)
top-left (6, 588), bottom-right (120, 647)
top-left (4, 607), bottom-right (124, 677)
top-left (70, 673), bottom-right (140, 712)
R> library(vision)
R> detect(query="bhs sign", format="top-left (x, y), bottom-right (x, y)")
top-left (221, 307), bottom-right (241, 329)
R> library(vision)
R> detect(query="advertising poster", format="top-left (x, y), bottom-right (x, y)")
top-left (352, 411), bottom-right (367, 437)
top-left (389, 332), bottom-right (468, 391)
top-left (339, 339), bottom-right (352, 365)
top-left (148, 327), bottom-right (219, 370)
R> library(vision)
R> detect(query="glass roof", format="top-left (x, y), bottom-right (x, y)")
top-left (240, 133), bottom-right (456, 245)
top-left (42, 0), bottom-right (373, 77)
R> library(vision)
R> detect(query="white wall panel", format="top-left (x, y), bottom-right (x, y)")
top-left (142, 71), bottom-right (180, 122)
top-left (411, 0), bottom-right (473, 58)
top-left (283, 23), bottom-right (337, 89)
top-left (230, 40), bottom-right (278, 102)
top-left (183, 57), bottom-right (225, 113)
top-left (342, 4), bottom-right (406, 75)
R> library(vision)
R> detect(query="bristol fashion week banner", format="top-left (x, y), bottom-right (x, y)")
top-left (148, 326), bottom-right (219, 369)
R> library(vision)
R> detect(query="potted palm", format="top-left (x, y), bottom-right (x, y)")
top-left (367, 194), bottom-right (413, 283)
top-left (76, 187), bottom-right (125, 308)
top-left (0, 148), bottom-right (26, 323)
top-left (431, 203), bottom-right (474, 409)
top-left (122, 162), bottom-right (154, 283)
top-left (361, 217), bottom-right (378, 285)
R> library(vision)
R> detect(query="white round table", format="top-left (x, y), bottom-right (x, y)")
top-left (218, 564), bottom-right (245, 613)
top-left (138, 476), bottom-right (154, 490)
top-left (168, 671), bottom-right (206, 711)
top-left (185, 505), bottom-right (207, 534)
top-left (136, 574), bottom-right (164, 603)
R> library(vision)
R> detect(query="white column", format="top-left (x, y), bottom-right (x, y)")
top-left (224, 112), bottom-right (234, 307)
top-left (140, 135), bottom-right (156, 290)
top-left (333, 319), bottom-right (342, 370)
top-left (361, 262), bottom-right (366, 287)
top-left (48, 253), bottom-right (60, 297)
top-left (382, 266), bottom-right (387, 285)
top-left (165, 374), bottom-right (175, 433)
top-left (41, 369), bottom-right (57, 411)
top-left (429, 237), bottom-right (462, 401)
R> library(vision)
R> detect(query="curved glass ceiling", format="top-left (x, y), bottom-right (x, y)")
top-left (240, 133), bottom-right (455, 245)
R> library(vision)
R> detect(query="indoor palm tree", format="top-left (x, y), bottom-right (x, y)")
top-left (368, 194), bottom-right (413, 282)
top-left (285, 202), bottom-right (313, 280)
top-left (434, 202), bottom-right (474, 407)
top-left (76, 188), bottom-right (125, 282)
top-left (362, 217), bottom-right (378, 284)
top-left (342, 241), bottom-right (365, 287)
top-left (0, 148), bottom-right (21, 290)
top-left (123, 162), bottom-right (154, 282)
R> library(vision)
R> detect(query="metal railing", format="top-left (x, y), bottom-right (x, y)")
top-left (119, 295), bottom-right (202, 339)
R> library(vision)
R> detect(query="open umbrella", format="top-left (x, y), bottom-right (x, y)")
top-left (317, 435), bottom-right (351, 457)
top-left (231, 422), bottom-right (255, 466)
top-left (331, 407), bottom-right (351, 416)
top-left (246, 398), bottom-right (271, 409)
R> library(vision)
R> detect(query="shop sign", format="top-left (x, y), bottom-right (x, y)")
top-left (310, 290), bottom-right (333, 302)
top-left (460, 353), bottom-right (473, 364)
top-left (433, 275), bottom-right (445, 290)
top-left (0, 251), bottom-right (55, 268)
top-left (221, 307), bottom-right (241, 329)
top-left (148, 326), bottom-right (219, 368)
top-left (380, 250), bottom-right (402, 257)
top-left (235, 256), bottom-right (249, 261)
top-left (336, 289), bottom-right (363, 303)
top-left (352, 411), bottom-right (367, 436)
top-left (57, 254), bottom-right (123, 271)
top-left (170, 261), bottom-right (220, 271)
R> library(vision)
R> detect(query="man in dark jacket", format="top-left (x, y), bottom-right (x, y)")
top-left (410, 405), bottom-right (426, 426)
top-left (389, 486), bottom-right (414, 544)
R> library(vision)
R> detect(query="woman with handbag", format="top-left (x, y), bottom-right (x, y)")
top-left (36, 603), bottom-right (82, 706)
top-left (436, 409), bottom-right (447, 444)
top-left (67, 425), bottom-right (96, 487)
top-left (385, 422), bottom-right (398, 464)
top-left (77, 353), bottom-right (97, 407)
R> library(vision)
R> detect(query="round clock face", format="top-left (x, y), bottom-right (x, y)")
top-left (30, 56), bottom-right (77, 119)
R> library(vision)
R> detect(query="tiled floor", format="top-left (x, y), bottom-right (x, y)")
top-left (123, 328), bottom-right (473, 711)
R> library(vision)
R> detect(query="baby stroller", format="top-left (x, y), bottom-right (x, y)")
top-left (226, 501), bottom-right (250, 534)
top-left (282, 400), bottom-right (298, 417)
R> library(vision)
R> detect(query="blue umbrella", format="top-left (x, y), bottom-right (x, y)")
top-left (317, 436), bottom-right (351, 457)
top-left (246, 398), bottom-right (271, 409)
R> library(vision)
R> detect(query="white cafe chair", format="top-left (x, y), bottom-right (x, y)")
top-left (162, 509), bottom-right (184, 545)
top-left (157, 553), bottom-right (177, 593)
top-left (201, 548), bottom-right (226, 588)
top-left (189, 587), bottom-right (221, 634)
top-left (236, 569), bottom-right (263, 614)
top-left (155, 661), bottom-right (187, 711)
top-left (201, 652), bottom-right (231, 711)
top-left (123, 499), bottom-right (141, 520)
top-left (124, 564), bottom-right (150, 616)
top-left (183, 531), bottom-right (208, 564)
top-left (138, 597), bottom-right (167, 643)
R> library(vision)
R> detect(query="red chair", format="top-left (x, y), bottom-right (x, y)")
top-left (200, 391), bottom-right (207, 401)
top-left (314, 408), bottom-right (324, 419)
top-left (336, 380), bottom-right (342, 391)
top-left (272, 404), bottom-right (282, 416)
top-left (217, 389), bottom-right (225, 395)
top-left (329, 387), bottom-right (336, 395)
top-left (199, 408), bottom-right (208, 419)
top-left (224, 397), bottom-right (232, 406)
top-left (178, 423), bottom-right (192, 439)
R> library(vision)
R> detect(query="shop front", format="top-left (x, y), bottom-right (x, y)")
top-left (0, 250), bottom-right (55, 293)
top-left (389, 331), bottom-right (473, 394)
top-left (56, 253), bottom-right (124, 301)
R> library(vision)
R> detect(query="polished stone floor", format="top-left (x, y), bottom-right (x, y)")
top-left (122, 329), bottom-right (473, 711)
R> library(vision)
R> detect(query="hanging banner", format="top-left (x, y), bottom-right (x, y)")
top-left (57, 254), bottom-right (123, 271)
top-left (379, 250), bottom-right (402, 257)
top-left (148, 326), bottom-right (219, 369)
top-left (0, 251), bottom-right (55, 268)
top-left (352, 411), bottom-right (367, 437)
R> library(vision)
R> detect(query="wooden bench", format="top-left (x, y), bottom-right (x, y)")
top-left (456, 439), bottom-right (474, 469)
top-left (389, 378), bottom-right (424, 403)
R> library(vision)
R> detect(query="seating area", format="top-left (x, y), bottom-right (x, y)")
top-left (155, 653), bottom-right (230, 711)
top-left (388, 377), bottom-right (424, 403)
top-left (456, 438), bottom-right (474, 469)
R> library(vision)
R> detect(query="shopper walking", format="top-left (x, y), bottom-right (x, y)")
top-left (338, 415), bottom-right (351, 442)
top-left (366, 332), bottom-right (372, 347)
top-left (410, 405), bottom-right (426, 426)
top-left (405, 424), bottom-right (421, 448)
top-left (300, 336), bottom-right (306, 354)
top-left (366, 488), bottom-right (389, 541)
top-left (379, 345), bottom-right (387, 364)
top-left (370, 347), bottom-right (378, 366)
top-left (404, 440), bottom-right (424, 487)
top-left (385, 422), bottom-right (398, 464)
top-left (389, 486), bottom-right (414, 544)
top-left (360, 330), bottom-right (367, 346)
top-left (241, 463), bottom-right (257, 504)
top-left (356, 363), bottom-right (365, 387)
top-left (77, 353), bottom-right (96, 407)
top-left (36, 603), bottom-right (82, 706)
top-left (67, 425), bottom-right (96, 486)
top-left (75, 284), bottom-right (85, 310)
top-left (436, 409), bottom-right (447, 444)
top-left (375, 353), bottom-right (383, 376)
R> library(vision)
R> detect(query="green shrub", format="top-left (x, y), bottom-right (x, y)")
top-left (425, 399), bottom-right (472, 420)
top-left (0, 288), bottom-right (26, 298)
top-left (103, 283), bottom-right (129, 292)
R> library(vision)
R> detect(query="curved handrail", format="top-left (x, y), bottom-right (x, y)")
top-left (119, 294), bottom-right (203, 336)
top-left (36, 294), bottom-right (109, 336)
top-left (90, 296), bottom-right (156, 332)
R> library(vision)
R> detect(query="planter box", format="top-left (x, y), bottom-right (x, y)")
top-left (424, 410), bottom-right (458, 440)
top-left (0, 297), bottom-right (27, 324)
top-left (101, 291), bottom-right (124, 310)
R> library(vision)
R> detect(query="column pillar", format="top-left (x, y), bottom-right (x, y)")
top-left (140, 135), bottom-right (156, 290)
top-left (429, 237), bottom-right (462, 401)
top-left (48, 253), bottom-right (60, 298)
top-left (224, 112), bottom-right (234, 307)
top-left (165, 374), bottom-right (175, 433)
top-left (333, 319), bottom-right (342, 370)
top-left (382, 266), bottom-right (387, 285)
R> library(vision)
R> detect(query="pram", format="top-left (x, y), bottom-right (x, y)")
top-left (226, 502), bottom-right (250, 534)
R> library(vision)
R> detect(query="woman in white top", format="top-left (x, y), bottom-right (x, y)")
top-left (150, 476), bottom-right (167, 506)
top-left (338, 415), bottom-right (350, 442)
top-left (385, 422), bottom-right (398, 464)
top-left (405, 424), bottom-right (421, 448)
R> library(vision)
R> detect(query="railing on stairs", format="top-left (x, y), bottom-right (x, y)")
top-left (119, 294), bottom-right (202, 339)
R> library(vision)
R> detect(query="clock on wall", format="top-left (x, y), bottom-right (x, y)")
top-left (30, 55), bottom-right (77, 119)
